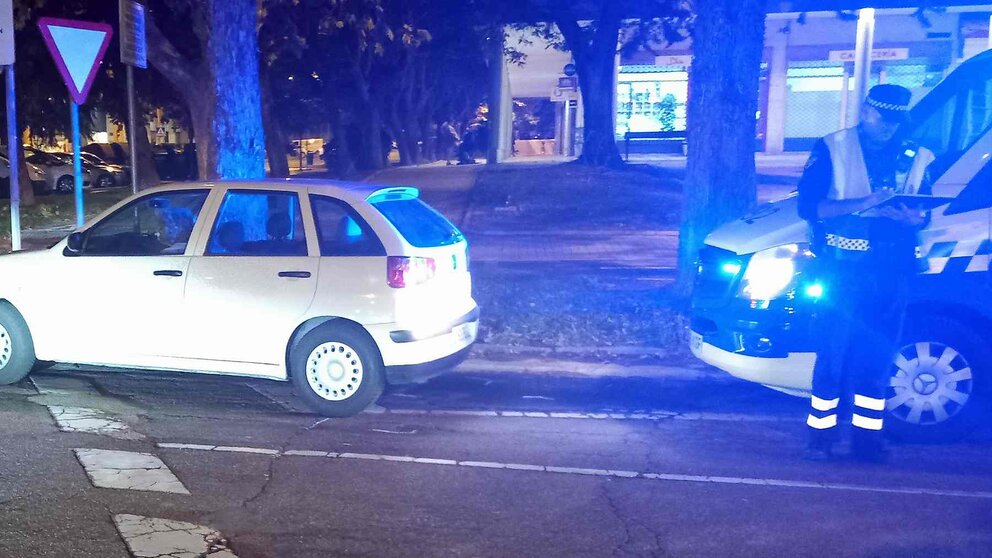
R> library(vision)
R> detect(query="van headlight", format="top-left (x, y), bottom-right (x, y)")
top-left (738, 244), bottom-right (812, 301)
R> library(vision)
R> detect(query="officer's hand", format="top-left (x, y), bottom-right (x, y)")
top-left (863, 189), bottom-right (895, 211)
top-left (877, 203), bottom-right (926, 225)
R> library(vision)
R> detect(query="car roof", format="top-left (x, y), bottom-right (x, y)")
top-left (139, 179), bottom-right (419, 205)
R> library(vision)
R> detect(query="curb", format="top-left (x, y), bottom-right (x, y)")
top-left (455, 356), bottom-right (724, 381)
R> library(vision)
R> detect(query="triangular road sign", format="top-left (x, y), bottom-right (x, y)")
top-left (38, 17), bottom-right (113, 105)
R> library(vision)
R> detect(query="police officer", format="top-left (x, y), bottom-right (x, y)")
top-left (797, 84), bottom-right (934, 462)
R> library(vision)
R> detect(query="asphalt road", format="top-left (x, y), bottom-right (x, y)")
top-left (1, 365), bottom-right (991, 558)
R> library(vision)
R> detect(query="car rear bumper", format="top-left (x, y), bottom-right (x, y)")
top-left (368, 306), bottom-right (479, 368)
top-left (690, 333), bottom-right (815, 393)
top-left (385, 343), bottom-right (473, 385)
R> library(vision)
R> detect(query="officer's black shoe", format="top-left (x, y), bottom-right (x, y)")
top-left (852, 438), bottom-right (890, 464)
top-left (803, 441), bottom-right (834, 462)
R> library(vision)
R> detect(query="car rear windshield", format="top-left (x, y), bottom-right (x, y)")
top-left (371, 198), bottom-right (463, 248)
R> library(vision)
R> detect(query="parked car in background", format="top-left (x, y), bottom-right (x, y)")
top-left (25, 149), bottom-right (92, 194)
top-left (0, 151), bottom-right (48, 197)
top-left (81, 152), bottom-right (128, 188)
top-left (82, 142), bottom-right (129, 167)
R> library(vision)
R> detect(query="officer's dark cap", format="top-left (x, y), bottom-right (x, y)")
top-left (865, 84), bottom-right (912, 124)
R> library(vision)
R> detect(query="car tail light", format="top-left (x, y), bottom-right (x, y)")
top-left (387, 256), bottom-right (436, 288)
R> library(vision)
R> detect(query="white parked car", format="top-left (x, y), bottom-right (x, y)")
top-left (0, 180), bottom-right (479, 416)
top-left (25, 150), bottom-right (93, 194)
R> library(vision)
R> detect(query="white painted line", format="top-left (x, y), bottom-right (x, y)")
top-left (156, 442), bottom-right (992, 500)
top-left (459, 461), bottom-right (506, 469)
top-left (213, 446), bottom-right (280, 456)
top-left (283, 450), bottom-right (329, 457)
top-left (339, 453), bottom-right (384, 461)
top-left (413, 457), bottom-right (458, 466)
top-left (47, 406), bottom-right (144, 440)
top-left (113, 514), bottom-right (238, 558)
top-left (158, 443), bottom-right (217, 451)
top-left (505, 463), bottom-right (546, 472)
top-left (75, 449), bottom-right (190, 494)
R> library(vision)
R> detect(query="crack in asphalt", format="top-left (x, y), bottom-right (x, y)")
top-left (601, 480), bottom-right (669, 558)
top-left (241, 416), bottom-right (330, 509)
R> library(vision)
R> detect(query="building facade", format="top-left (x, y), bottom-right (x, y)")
top-left (503, 5), bottom-right (992, 158)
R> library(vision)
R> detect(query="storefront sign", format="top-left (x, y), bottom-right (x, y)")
top-left (828, 48), bottom-right (909, 62)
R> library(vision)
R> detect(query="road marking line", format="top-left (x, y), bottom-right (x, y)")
top-left (156, 442), bottom-right (992, 500)
top-left (283, 450), bottom-right (329, 457)
top-left (47, 406), bottom-right (144, 440)
top-left (75, 449), bottom-right (190, 494)
top-left (213, 446), bottom-right (280, 455)
top-left (113, 514), bottom-right (237, 558)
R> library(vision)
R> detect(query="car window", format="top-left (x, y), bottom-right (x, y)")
top-left (82, 190), bottom-right (209, 256)
top-left (371, 197), bottom-right (463, 248)
top-left (910, 60), bottom-right (992, 179)
top-left (310, 195), bottom-right (385, 257)
top-left (206, 190), bottom-right (308, 256)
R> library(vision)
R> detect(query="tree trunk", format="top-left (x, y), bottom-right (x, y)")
top-left (573, 47), bottom-right (622, 167)
top-left (206, 0), bottom-right (266, 179)
top-left (132, 123), bottom-right (161, 190)
top-left (147, 0), bottom-right (265, 180)
top-left (16, 147), bottom-right (35, 207)
top-left (356, 107), bottom-right (386, 170)
top-left (676, 0), bottom-right (767, 295)
top-left (329, 107), bottom-right (357, 178)
top-left (260, 67), bottom-right (290, 178)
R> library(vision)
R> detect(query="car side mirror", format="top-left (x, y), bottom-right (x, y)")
top-left (66, 232), bottom-right (84, 254)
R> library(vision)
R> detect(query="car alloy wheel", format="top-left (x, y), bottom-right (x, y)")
top-left (0, 323), bottom-right (11, 370)
top-left (888, 341), bottom-right (973, 426)
top-left (305, 341), bottom-right (365, 402)
top-left (56, 176), bottom-right (73, 193)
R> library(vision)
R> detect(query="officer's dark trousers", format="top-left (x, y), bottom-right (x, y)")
top-left (807, 259), bottom-right (908, 445)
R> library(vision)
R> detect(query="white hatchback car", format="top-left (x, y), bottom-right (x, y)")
top-left (0, 180), bottom-right (479, 416)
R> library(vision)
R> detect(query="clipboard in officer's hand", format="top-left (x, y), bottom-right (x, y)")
top-left (872, 194), bottom-right (955, 211)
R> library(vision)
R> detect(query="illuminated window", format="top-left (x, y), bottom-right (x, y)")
top-left (616, 66), bottom-right (688, 136)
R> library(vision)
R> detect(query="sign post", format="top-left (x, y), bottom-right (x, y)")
top-left (37, 17), bottom-right (113, 228)
top-left (120, 0), bottom-right (146, 194)
top-left (1, 0), bottom-right (18, 251)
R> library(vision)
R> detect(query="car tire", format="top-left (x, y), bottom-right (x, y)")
top-left (0, 302), bottom-right (37, 385)
top-left (96, 174), bottom-right (114, 188)
top-left (55, 175), bottom-right (73, 194)
top-left (885, 315), bottom-right (989, 443)
top-left (290, 323), bottom-right (385, 417)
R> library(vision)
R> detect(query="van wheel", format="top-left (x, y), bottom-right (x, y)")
top-left (290, 323), bottom-right (384, 417)
top-left (885, 316), bottom-right (988, 442)
top-left (0, 302), bottom-right (37, 385)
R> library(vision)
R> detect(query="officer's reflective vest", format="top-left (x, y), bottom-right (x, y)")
top-left (818, 127), bottom-right (935, 256)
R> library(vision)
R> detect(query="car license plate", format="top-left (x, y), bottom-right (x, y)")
top-left (690, 331), bottom-right (703, 352)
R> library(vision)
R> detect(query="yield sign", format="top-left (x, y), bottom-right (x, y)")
top-left (38, 17), bottom-right (113, 105)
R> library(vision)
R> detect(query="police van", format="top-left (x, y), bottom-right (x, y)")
top-left (690, 50), bottom-right (992, 440)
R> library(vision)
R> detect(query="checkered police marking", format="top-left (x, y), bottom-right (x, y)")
top-left (921, 238), bottom-right (992, 275)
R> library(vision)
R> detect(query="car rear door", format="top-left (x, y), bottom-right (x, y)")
top-left (180, 189), bottom-right (319, 372)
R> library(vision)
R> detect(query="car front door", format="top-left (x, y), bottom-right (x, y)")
top-left (42, 189), bottom-right (211, 365)
top-left (180, 189), bottom-right (319, 372)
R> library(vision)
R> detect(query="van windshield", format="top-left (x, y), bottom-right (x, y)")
top-left (371, 198), bottom-right (464, 248)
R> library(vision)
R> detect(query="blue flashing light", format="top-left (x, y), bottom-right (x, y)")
top-left (721, 262), bottom-right (742, 275)
top-left (804, 283), bottom-right (824, 299)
